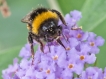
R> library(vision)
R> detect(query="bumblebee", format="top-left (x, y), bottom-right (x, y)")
top-left (21, 7), bottom-right (66, 62)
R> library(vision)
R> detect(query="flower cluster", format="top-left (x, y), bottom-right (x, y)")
top-left (2, 10), bottom-right (105, 79)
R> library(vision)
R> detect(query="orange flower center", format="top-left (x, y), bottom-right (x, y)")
top-left (46, 69), bottom-right (50, 74)
top-left (80, 55), bottom-right (85, 60)
top-left (77, 33), bottom-right (82, 38)
top-left (90, 42), bottom-right (95, 46)
top-left (53, 55), bottom-right (58, 60)
top-left (66, 47), bottom-right (70, 50)
top-left (68, 64), bottom-right (74, 69)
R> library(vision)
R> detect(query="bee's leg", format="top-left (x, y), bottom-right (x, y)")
top-left (28, 32), bottom-right (34, 65)
top-left (57, 25), bottom-right (70, 50)
top-left (38, 40), bottom-right (44, 53)
top-left (32, 35), bottom-right (44, 53)
top-left (51, 9), bottom-right (66, 26)
top-left (56, 37), bottom-right (66, 49)
top-left (45, 35), bottom-right (51, 53)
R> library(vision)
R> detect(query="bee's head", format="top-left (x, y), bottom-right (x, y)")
top-left (40, 20), bottom-right (62, 41)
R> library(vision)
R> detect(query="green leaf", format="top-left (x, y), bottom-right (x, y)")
top-left (57, 0), bottom-right (86, 14)
top-left (79, 0), bottom-right (106, 31)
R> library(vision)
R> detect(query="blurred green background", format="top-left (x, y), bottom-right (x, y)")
top-left (0, 0), bottom-right (106, 78)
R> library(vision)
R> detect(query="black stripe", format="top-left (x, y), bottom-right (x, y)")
top-left (30, 7), bottom-right (48, 21)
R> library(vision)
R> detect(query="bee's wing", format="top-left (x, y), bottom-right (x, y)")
top-left (21, 15), bottom-right (30, 23)
top-left (21, 10), bottom-right (35, 23)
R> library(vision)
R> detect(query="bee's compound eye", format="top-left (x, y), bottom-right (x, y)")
top-left (42, 26), bottom-right (47, 31)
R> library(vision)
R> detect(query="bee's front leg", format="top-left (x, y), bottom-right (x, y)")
top-left (37, 40), bottom-right (44, 53)
top-left (28, 32), bottom-right (34, 65)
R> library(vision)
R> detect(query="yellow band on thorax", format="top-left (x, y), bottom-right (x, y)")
top-left (32, 11), bottom-right (58, 35)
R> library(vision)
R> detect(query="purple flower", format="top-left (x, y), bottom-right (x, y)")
top-left (20, 58), bottom-right (30, 70)
top-left (79, 67), bottom-right (103, 79)
top-left (2, 58), bottom-right (19, 79)
top-left (77, 43), bottom-right (96, 64)
top-left (69, 29), bottom-right (88, 41)
top-left (63, 58), bottom-right (83, 75)
top-left (64, 14), bottom-right (76, 28)
top-left (49, 45), bottom-right (67, 68)
top-left (19, 43), bottom-right (31, 59)
top-left (70, 10), bottom-right (82, 21)
top-left (87, 32), bottom-right (105, 54)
